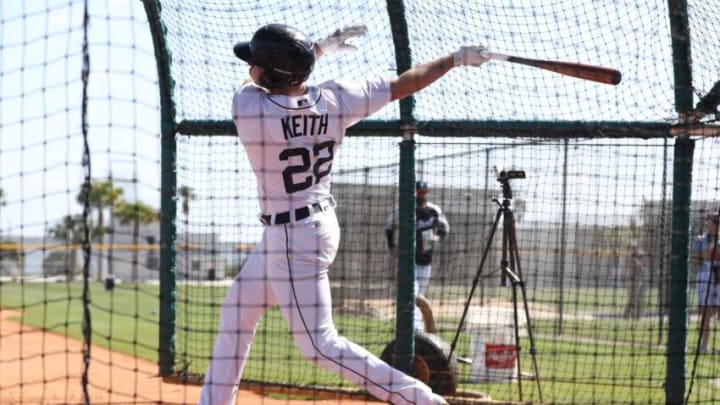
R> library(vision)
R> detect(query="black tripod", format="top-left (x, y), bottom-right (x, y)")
top-left (448, 169), bottom-right (543, 403)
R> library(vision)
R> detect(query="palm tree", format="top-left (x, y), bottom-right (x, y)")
top-left (179, 185), bottom-right (196, 218)
top-left (48, 214), bottom-right (85, 281)
top-left (0, 188), bottom-right (21, 279)
top-left (115, 200), bottom-right (159, 283)
top-left (178, 185), bottom-right (196, 261)
top-left (0, 187), bottom-right (5, 243)
top-left (0, 187), bottom-right (5, 239)
top-left (77, 179), bottom-right (124, 281)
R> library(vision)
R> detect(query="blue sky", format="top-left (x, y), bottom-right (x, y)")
top-left (1, 0), bottom-right (160, 237)
top-left (1, 0), bottom-right (718, 243)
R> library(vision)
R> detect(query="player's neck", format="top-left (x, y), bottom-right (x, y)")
top-left (269, 83), bottom-right (308, 97)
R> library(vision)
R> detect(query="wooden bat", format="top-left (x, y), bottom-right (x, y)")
top-left (480, 51), bottom-right (622, 85)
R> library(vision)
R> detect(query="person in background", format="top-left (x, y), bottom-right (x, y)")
top-left (623, 242), bottom-right (646, 319)
top-left (385, 181), bottom-right (449, 331)
top-left (694, 213), bottom-right (720, 354)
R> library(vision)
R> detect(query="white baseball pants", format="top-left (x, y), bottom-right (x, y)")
top-left (198, 208), bottom-right (440, 405)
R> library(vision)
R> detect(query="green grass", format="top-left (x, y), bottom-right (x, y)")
top-left (2, 282), bottom-right (720, 404)
top-left (0, 281), bottom-right (161, 360)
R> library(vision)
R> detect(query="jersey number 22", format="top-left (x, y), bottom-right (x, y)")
top-left (279, 140), bottom-right (335, 194)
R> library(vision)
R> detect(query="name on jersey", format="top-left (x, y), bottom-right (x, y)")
top-left (281, 114), bottom-right (329, 140)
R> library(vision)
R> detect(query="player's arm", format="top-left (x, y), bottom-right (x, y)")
top-left (428, 203), bottom-right (449, 238)
top-left (389, 46), bottom-right (489, 101)
top-left (437, 212), bottom-right (450, 238)
top-left (384, 210), bottom-right (399, 257)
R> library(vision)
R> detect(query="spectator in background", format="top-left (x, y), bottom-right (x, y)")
top-left (623, 242), bottom-right (646, 319)
top-left (694, 213), bottom-right (720, 353)
top-left (385, 181), bottom-right (449, 331)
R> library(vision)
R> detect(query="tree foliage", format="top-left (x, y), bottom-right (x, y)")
top-left (115, 201), bottom-right (160, 225)
top-left (179, 185), bottom-right (196, 217)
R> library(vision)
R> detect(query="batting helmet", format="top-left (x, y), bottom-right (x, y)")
top-left (233, 24), bottom-right (316, 89)
top-left (416, 181), bottom-right (429, 195)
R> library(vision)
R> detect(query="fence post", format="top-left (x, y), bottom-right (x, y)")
top-left (142, 0), bottom-right (178, 377)
top-left (666, 0), bottom-right (693, 402)
top-left (666, 137), bottom-right (693, 404)
top-left (386, 0), bottom-right (417, 374)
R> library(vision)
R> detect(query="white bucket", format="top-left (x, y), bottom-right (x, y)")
top-left (467, 306), bottom-right (525, 383)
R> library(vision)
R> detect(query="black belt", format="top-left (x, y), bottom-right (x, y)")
top-left (260, 197), bottom-right (334, 226)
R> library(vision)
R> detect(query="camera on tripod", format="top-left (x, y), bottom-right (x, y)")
top-left (448, 165), bottom-right (543, 401)
top-left (496, 169), bottom-right (526, 182)
top-left (493, 168), bottom-right (525, 200)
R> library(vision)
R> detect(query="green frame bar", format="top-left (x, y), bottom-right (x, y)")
top-left (386, 0), bottom-right (417, 375)
top-left (667, 0), bottom-right (693, 114)
top-left (666, 0), bottom-right (693, 402)
top-left (177, 119), bottom-right (673, 139)
top-left (666, 137), bottom-right (693, 404)
top-left (142, 0), bottom-right (178, 377)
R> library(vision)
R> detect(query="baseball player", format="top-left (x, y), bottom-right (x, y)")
top-left (198, 23), bottom-right (489, 405)
top-left (384, 181), bottom-right (449, 331)
top-left (693, 213), bottom-right (720, 353)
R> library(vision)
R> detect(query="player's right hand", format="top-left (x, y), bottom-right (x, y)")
top-left (453, 45), bottom-right (489, 67)
top-left (316, 24), bottom-right (368, 55)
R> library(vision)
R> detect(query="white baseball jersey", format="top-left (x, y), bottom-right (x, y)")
top-left (232, 78), bottom-right (390, 214)
top-left (201, 76), bottom-right (446, 405)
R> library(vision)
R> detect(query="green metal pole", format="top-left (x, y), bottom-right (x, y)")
top-left (142, 0), bottom-right (178, 377)
top-left (666, 137), bottom-right (693, 404)
top-left (666, 0), bottom-right (693, 403)
top-left (667, 0), bottom-right (693, 115)
top-left (396, 137), bottom-right (416, 373)
top-left (386, 0), bottom-right (416, 374)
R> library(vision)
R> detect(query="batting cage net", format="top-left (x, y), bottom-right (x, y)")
top-left (1, 0), bottom-right (720, 404)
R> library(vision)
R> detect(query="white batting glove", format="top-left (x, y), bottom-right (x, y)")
top-left (316, 24), bottom-right (368, 54)
top-left (453, 45), bottom-right (490, 67)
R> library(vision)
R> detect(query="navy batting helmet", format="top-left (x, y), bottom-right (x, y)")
top-left (233, 24), bottom-right (316, 89)
top-left (415, 181), bottom-right (429, 194)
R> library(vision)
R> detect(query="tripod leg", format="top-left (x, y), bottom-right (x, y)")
top-left (517, 280), bottom-right (544, 403)
top-left (501, 223), bottom-right (509, 287)
top-left (511, 280), bottom-right (524, 401)
top-left (506, 212), bottom-right (544, 404)
top-left (447, 207), bottom-right (504, 362)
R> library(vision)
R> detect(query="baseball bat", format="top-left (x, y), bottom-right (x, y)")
top-left (481, 51), bottom-right (622, 85)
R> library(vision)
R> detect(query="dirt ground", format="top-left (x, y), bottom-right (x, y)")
top-left (0, 308), bottom-right (386, 405)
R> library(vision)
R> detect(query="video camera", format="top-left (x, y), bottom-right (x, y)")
top-left (493, 167), bottom-right (525, 201)
top-left (496, 168), bottom-right (526, 182)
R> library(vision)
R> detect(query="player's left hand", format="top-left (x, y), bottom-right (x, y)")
top-left (316, 24), bottom-right (368, 55)
top-left (453, 45), bottom-right (490, 67)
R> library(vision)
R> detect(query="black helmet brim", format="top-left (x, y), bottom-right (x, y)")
top-left (233, 41), bottom-right (253, 63)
